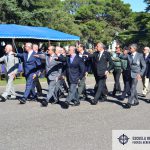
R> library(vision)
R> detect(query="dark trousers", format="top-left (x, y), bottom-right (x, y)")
top-left (113, 69), bottom-right (121, 93)
top-left (121, 70), bottom-right (131, 98)
top-left (78, 77), bottom-right (86, 97)
top-left (94, 74), bottom-right (108, 97)
top-left (128, 78), bottom-right (138, 104)
top-left (34, 77), bottom-right (42, 95)
top-left (66, 83), bottom-right (79, 102)
top-left (24, 74), bottom-right (36, 99)
top-left (94, 76), bottom-right (106, 101)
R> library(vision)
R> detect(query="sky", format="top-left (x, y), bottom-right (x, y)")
top-left (123, 0), bottom-right (147, 12)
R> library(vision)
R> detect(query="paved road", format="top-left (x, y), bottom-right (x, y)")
top-left (0, 76), bottom-right (150, 150)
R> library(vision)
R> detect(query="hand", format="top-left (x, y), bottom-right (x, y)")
top-left (11, 52), bottom-right (17, 56)
top-left (85, 72), bottom-right (88, 78)
top-left (105, 71), bottom-right (109, 78)
top-left (34, 54), bottom-right (39, 58)
top-left (8, 72), bottom-right (16, 78)
top-left (136, 74), bottom-right (141, 80)
top-left (33, 74), bottom-right (36, 79)
top-left (83, 55), bottom-right (88, 57)
top-left (38, 72), bottom-right (41, 77)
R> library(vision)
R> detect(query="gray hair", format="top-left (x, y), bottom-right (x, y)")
top-left (144, 46), bottom-right (150, 52)
top-left (97, 42), bottom-right (105, 49)
top-left (48, 46), bottom-right (56, 52)
top-left (25, 42), bottom-right (32, 48)
top-left (130, 43), bottom-right (138, 51)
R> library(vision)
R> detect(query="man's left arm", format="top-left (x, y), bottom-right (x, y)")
top-left (33, 57), bottom-right (42, 79)
top-left (139, 54), bottom-right (146, 77)
top-left (107, 52), bottom-right (114, 72)
top-left (79, 59), bottom-right (85, 80)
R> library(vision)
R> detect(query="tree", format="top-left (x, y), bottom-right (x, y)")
top-left (144, 0), bottom-right (150, 12)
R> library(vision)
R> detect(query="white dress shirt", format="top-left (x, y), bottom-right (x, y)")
top-left (98, 50), bottom-right (104, 60)
top-left (27, 50), bottom-right (33, 61)
top-left (132, 51), bottom-right (137, 59)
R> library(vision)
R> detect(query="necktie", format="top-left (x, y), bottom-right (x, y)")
top-left (7, 55), bottom-right (9, 62)
top-left (98, 52), bottom-right (101, 60)
top-left (131, 54), bottom-right (134, 63)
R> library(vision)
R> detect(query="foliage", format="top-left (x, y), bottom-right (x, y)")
top-left (0, 0), bottom-right (149, 46)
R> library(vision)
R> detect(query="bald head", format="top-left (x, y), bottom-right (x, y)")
top-left (143, 47), bottom-right (150, 55)
top-left (5, 44), bottom-right (13, 54)
top-left (55, 46), bottom-right (62, 56)
top-left (33, 44), bottom-right (39, 53)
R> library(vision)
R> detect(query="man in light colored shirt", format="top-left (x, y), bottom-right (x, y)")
top-left (0, 44), bottom-right (19, 102)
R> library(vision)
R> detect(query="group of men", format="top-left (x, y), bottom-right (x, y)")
top-left (0, 42), bottom-right (150, 109)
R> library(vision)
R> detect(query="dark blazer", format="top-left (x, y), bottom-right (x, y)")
top-left (58, 55), bottom-right (85, 84)
top-left (90, 51), bottom-right (114, 78)
top-left (77, 51), bottom-right (90, 73)
top-left (147, 55), bottom-right (150, 78)
top-left (16, 51), bottom-right (41, 77)
top-left (143, 54), bottom-right (150, 77)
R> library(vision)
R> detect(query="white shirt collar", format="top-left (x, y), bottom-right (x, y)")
top-left (8, 51), bottom-right (13, 56)
top-left (132, 51), bottom-right (137, 57)
top-left (27, 50), bottom-right (33, 60)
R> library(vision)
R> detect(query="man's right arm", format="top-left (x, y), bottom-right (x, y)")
top-left (15, 53), bottom-right (24, 59)
top-left (0, 56), bottom-right (5, 62)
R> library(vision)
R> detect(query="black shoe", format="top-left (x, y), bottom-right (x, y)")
top-left (59, 93), bottom-right (65, 98)
top-left (52, 99), bottom-right (59, 104)
top-left (118, 96), bottom-right (125, 101)
top-left (132, 102), bottom-right (139, 106)
top-left (91, 99), bottom-right (98, 105)
top-left (124, 103), bottom-right (131, 109)
top-left (37, 93), bottom-right (43, 97)
top-left (19, 97), bottom-right (26, 104)
top-left (62, 101), bottom-right (69, 109)
top-left (99, 96), bottom-right (107, 102)
top-left (41, 99), bottom-right (48, 107)
top-left (73, 100), bottom-right (80, 106)
top-left (112, 91), bottom-right (116, 96)
top-left (0, 95), bottom-right (7, 102)
top-left (32, 96), bottom-right (38, 102)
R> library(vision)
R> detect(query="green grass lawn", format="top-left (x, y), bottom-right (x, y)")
top-left (0, 77), bottom-right (47, 86)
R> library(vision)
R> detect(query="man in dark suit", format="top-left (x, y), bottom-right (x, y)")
top-left (124, 44), bottom-right (146, 108)
top-left (77, 44), bottom-right (89, 100)
top-left (33, 44), bottom-right (42, 96)
top-left (90, 42), bottom-right (114, 105)
top-left (142, 47), bottom-right (150, 97)
top-left (14, 43), bottom-right (41, 104)
top-left (57, 46), bottom-right (85, 109)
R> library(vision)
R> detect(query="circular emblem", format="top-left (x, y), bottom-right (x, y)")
top-left (118, 134), bottom-right (129, 145)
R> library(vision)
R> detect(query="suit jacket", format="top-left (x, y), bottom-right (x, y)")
top-left (58, 55), bottom-right (85, 84)
top-left (143, 53), bottom-right (150, 77)
top-left (147, 55), bottom-right (150, 78)
top-left (90, 51), bottom-right (114, 78)
top-left (39, 53), bottom-right (62, 81)
top-left (127, 52), bottom-right (146, 78)
top-left (77, 51), bottom-right (90, 73)
top-left (0, 54), bottom-right (19, 75)
top-left (16, 51), bottom-right (41, 78)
